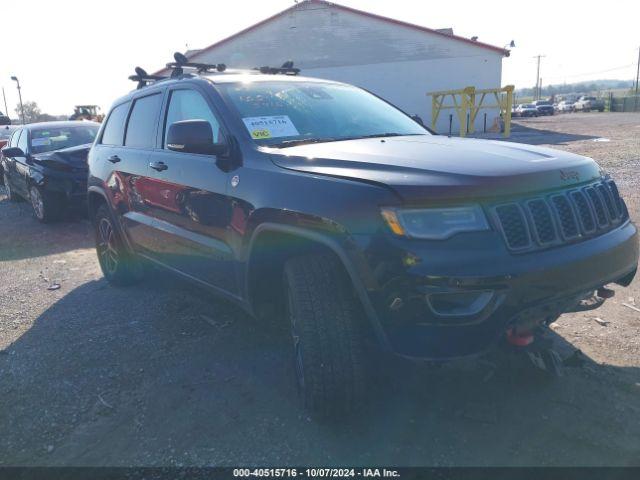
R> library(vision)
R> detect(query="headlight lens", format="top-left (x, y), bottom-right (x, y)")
top-left (381, 205), bottom-right (489, 239)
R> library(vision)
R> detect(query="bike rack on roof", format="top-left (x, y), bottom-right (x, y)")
top-left (128, 67), bottom-right (167, 90)
top-left (129, 54), bottom-right (301, 89)
top-left (166, 52), bottom-right (227, 77)
top-left (255, 60), bottom-right (300, 76)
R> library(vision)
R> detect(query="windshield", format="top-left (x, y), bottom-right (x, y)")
top-left (30, 125), bottom-right (98, 154)
top-left (220, 81), bottom-right (428, 147)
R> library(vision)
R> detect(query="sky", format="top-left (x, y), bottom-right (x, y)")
top-left (1, 0), bottom-right (638, 116)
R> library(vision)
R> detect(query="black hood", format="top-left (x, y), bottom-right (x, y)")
top-left (33, 143), bottom-right (92, 170)
top-left (268, 135), bottom-right (603, 203)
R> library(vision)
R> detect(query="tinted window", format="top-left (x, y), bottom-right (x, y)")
top-left (30, 125), bottom-right (98, 154)
top-left (101, 102), bottom-right (130, 146)
top-left (125, 94), bottom-right (162, 148)
top-left (17, 129), bottom-right (28, 152)
top-left (164, 89), bottom-right (221, 148)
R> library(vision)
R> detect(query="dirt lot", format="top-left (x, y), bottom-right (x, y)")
top-left (1, 113), bottom-right (639, 467)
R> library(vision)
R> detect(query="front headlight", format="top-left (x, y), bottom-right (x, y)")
top-left (381, 205), bottom-right (489, 239)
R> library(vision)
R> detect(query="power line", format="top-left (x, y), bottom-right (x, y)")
top-left (544, 63), bottom-right (636, 82)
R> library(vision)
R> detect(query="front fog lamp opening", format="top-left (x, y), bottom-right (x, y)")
top-left (381, 205), bottom-right (489, 239)
top-left (427, 291), bottom-right (494, 317)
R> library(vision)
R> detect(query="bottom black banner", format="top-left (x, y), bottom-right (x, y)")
top-left (0, 467), bottom-right (639, 480)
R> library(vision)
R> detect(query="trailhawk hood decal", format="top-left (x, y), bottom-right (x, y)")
top-left (268, 135), bottom-right (602, 202)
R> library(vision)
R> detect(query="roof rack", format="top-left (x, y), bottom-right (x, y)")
top-left (255, 60), bottom-right (300, 75)
top-left (166, 52), bottom-right (226, 77)
top-left (129, 54), bottom-right (300, 90)
top-left (128, 67), bottom-right (167, 89)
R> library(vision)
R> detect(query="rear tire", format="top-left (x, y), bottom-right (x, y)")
top-left (29, 185), bottom-right (62, 223)
top-left (94, 204), bottom-right (143, 286)
top-left (284, 253), bottom-right (368, 419)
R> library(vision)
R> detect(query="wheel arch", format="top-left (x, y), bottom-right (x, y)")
top-left (245, 222), bottom-right (390, 350)
top-left (87, 186), bottom-right (110, 220)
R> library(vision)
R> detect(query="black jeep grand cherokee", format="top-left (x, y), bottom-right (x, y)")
top-left (88, 62), bottom-right (638, 417)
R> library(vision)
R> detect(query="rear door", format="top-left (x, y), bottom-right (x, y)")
top-left (91, 92), bottom-right (163, 253)
top-left (137, 86), bottom-right (237, 295)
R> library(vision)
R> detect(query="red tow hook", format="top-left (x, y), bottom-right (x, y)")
top-left (506, 327), bottom-right (534, 347)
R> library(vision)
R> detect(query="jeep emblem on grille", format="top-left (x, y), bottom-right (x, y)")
top-left (560, 170), bottom-right (579, 182)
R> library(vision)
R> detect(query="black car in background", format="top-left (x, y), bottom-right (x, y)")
top-left (1, 121), bottom-right (99, 222)
top-left (532, 100), bottom-right (555, 116)
top-left (87, 62), bottom-right (637, 418)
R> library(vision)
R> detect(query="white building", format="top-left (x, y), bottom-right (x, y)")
top-left (161, 0), bottom-right (508, 133)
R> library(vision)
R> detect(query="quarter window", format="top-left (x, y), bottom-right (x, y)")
top-left (164, 89), bottom-right (221, 149)
top-left (17, 129), bottom-right (28, 153)
top-left (10, 129), bottom-right (21, 148)
top-left (101, 102), bottom-right (130, 146)
top-left (125, 94), bottom-right (163, 148)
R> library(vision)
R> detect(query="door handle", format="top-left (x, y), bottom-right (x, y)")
top-left (149, 161), bottom-right (168, 172)
top-left (107, 155), bottom-right (121, 164)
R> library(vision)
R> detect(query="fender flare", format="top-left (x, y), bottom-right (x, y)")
top-left (246, 222), bottom-right (390, 351)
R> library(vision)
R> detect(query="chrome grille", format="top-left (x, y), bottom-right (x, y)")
top-left (493, 179), bottom-right (627, 253)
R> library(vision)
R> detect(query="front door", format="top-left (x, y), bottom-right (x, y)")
top-left (139, 87), bottom-right (237, 296)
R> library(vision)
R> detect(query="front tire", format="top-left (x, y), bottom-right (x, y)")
top-left (29, 185), bottom-right (61, 223)
top-left (284, 253), bottom-right (368, 419)
top-left (94, 204), bottom-right (143, 286)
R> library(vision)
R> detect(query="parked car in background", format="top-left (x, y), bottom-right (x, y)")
top-left (0, 112), bottom-right (11, 126)
top-left (557, 101), bottom-right (575, 113)
top-left (0, 121), bottom-right (99, 222)
top-left (0, 125), bottom-right (18, 150)
top-left (574, 96), bottom-right (605, 112)
top-left (515, 104), bottom-right (538, 117)
top-left (87, 62), bottom-right (638, 418)
top-left (532, 100), bottom-right (554, 116)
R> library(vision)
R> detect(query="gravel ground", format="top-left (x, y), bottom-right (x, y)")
top-left (0, 113), bottom-right (639, 467)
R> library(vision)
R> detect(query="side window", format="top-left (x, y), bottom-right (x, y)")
top-left (125, 93), bottom-right (163, 149)
top-left (17, 129), bottom-right (28, 153)
top-left (164, 89), bottom-right (221, 149)
top-left (101, 102), bottom-right (130, 146)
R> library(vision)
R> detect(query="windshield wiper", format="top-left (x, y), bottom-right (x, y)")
top-left (272, 133), bottom-right (423, 148)
top-left (338, 132), bottom-right (425, 141)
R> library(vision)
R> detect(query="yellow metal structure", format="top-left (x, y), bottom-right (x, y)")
top-left (428, 85), bottom-right (514, 138)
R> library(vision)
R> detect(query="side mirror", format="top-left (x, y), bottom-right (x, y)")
top-left (410, 114), bottom-right (424, 126)
top-left (166, 120), bottom-right (227, 156)
top-left (1, 146), bottom-right (25, 157)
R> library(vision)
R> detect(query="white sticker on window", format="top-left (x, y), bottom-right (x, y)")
top-left (31, 138), bottom-right (52, 147)
top-left (242, 115), bottom-right (299, 140)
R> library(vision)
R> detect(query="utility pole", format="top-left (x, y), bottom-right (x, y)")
top-left (635, 46), bottom-right (639, 111)
top-left (533, 55), bottom-right (545, 100)
top-left (636, 47), bottom-right (640, 96)
top-left (10, 76), bottom-right (25, 124)
top-left (2, 87), bottom-right (8, 117)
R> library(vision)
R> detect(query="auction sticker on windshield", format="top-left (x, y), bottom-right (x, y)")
top-left (242, 115), bottom-right (299, 139)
